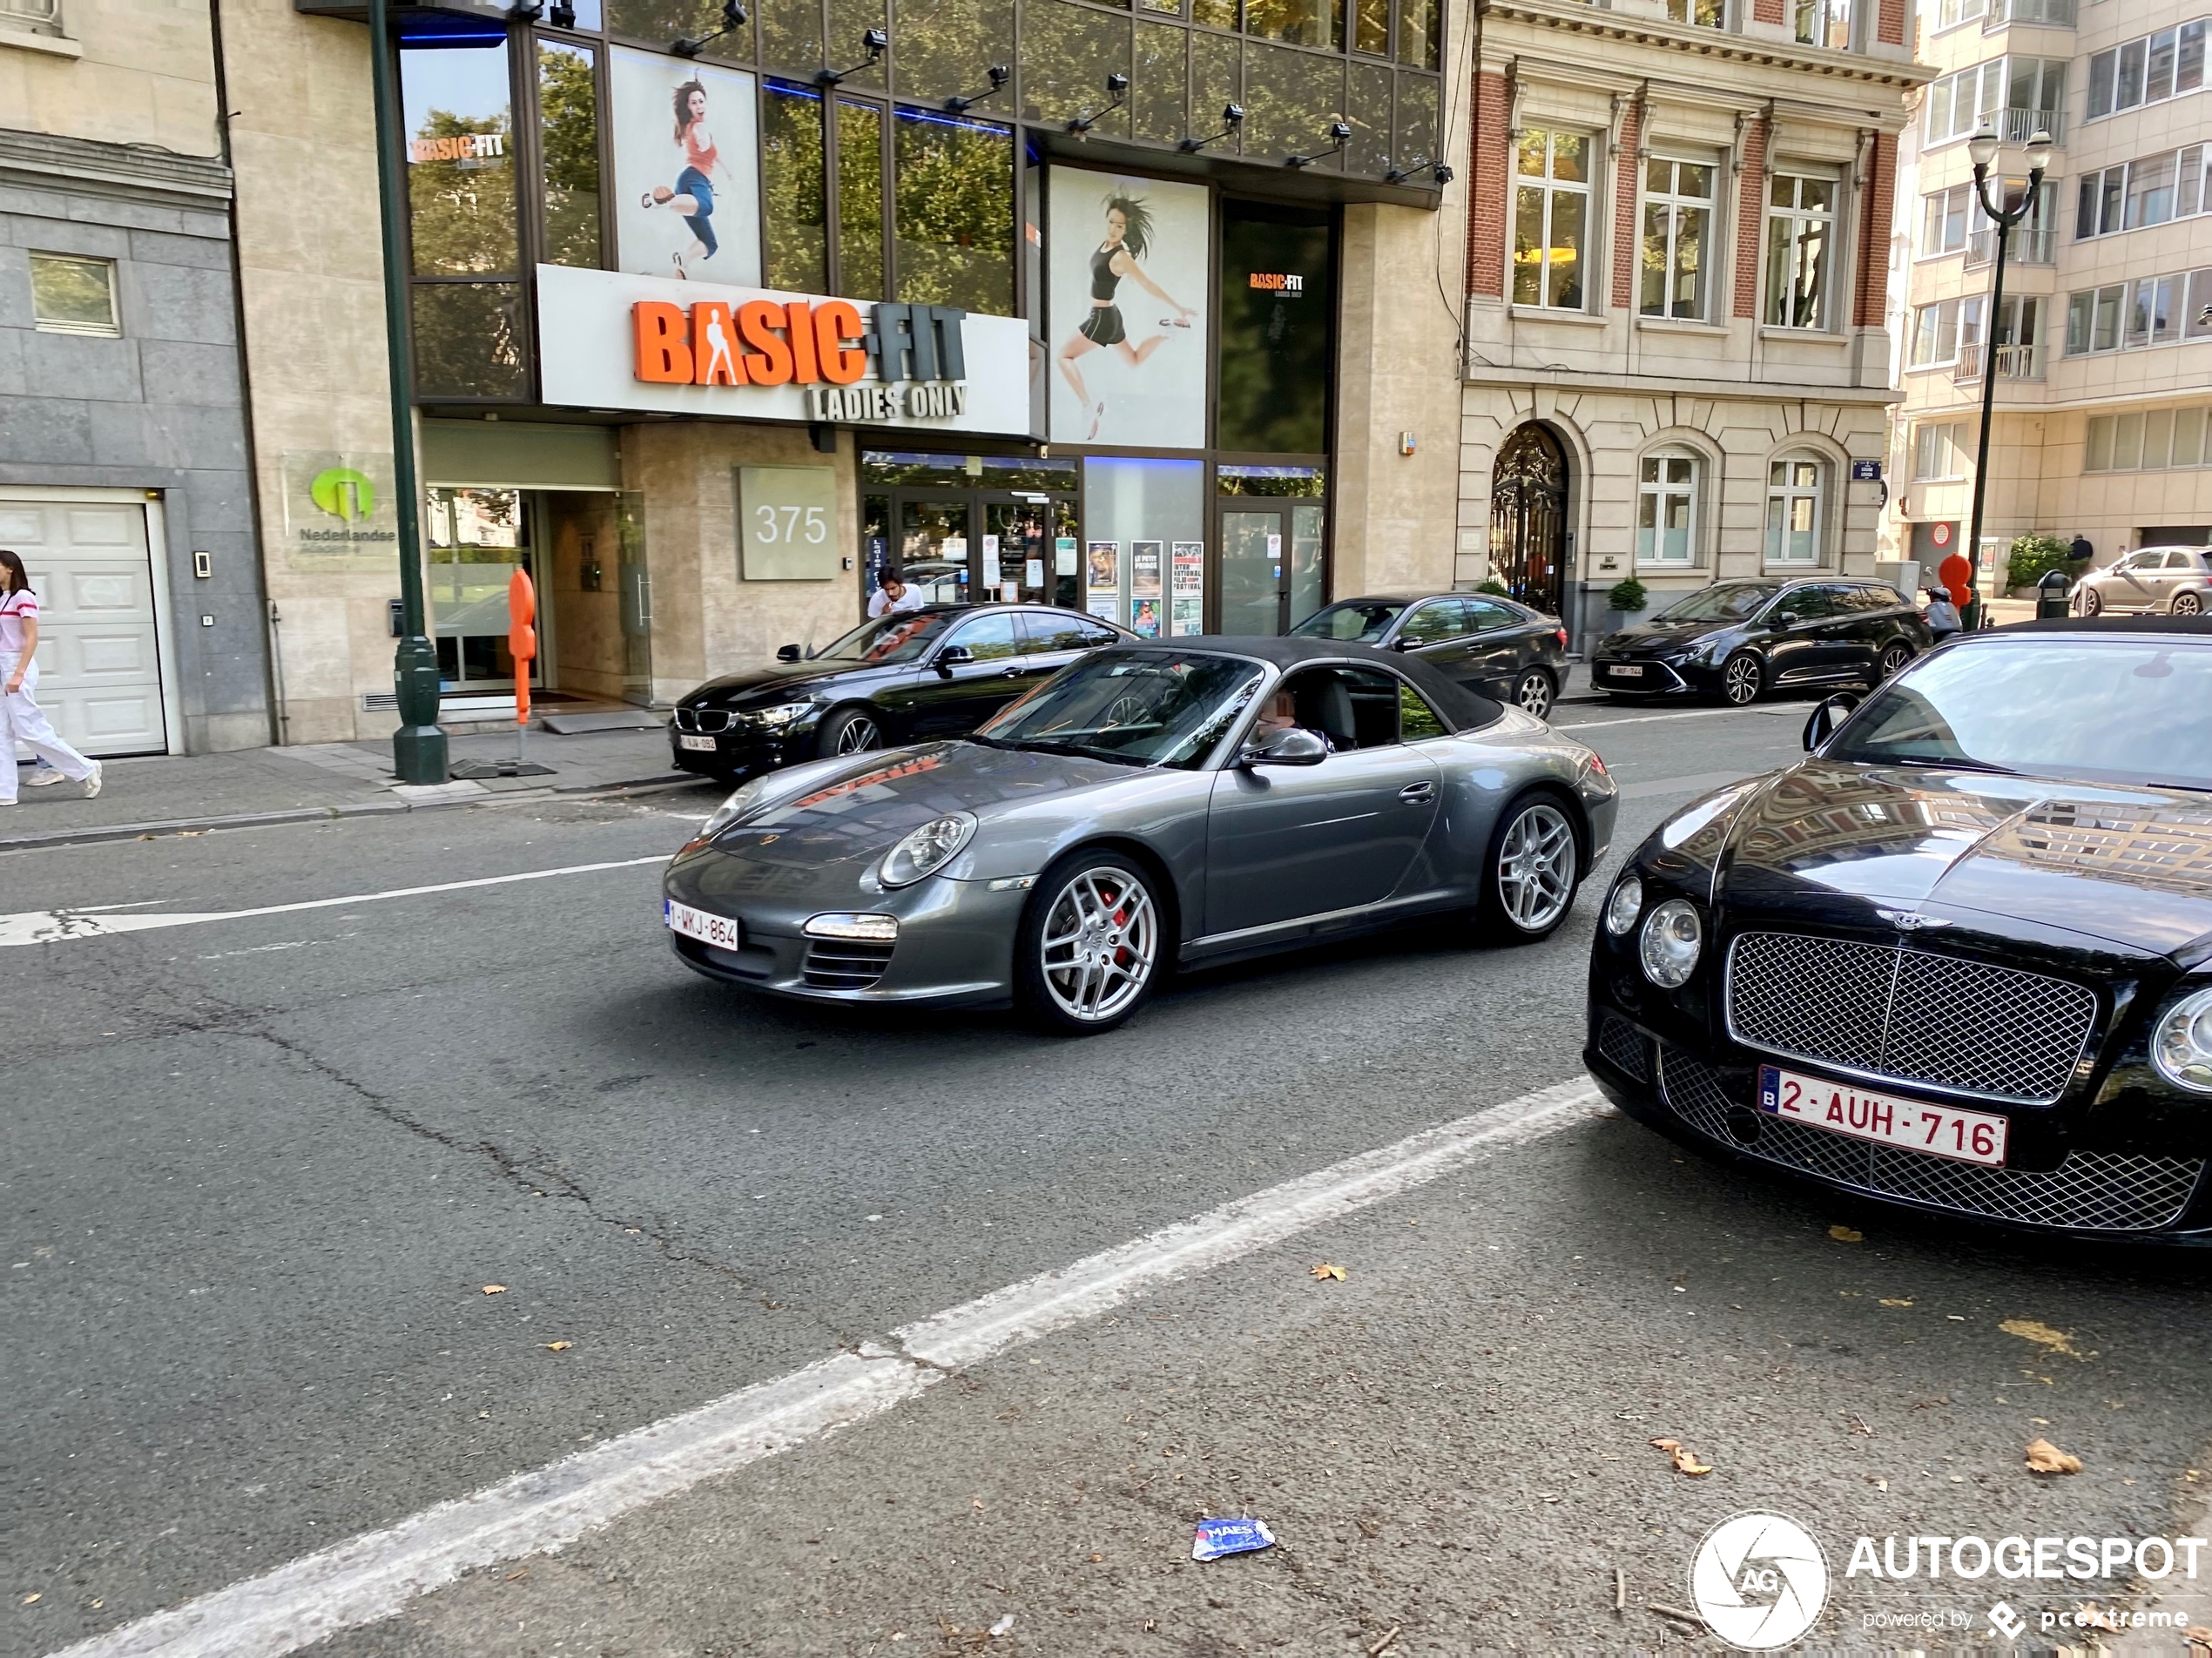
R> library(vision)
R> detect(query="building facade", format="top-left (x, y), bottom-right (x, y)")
top-left (1457, 0), bottom-right (1926, 644)
top-left (223, 0), bottom-right (1474, 744)
top-left (1887, 0), bottom-right (2212, 586)
top-left (1, 0), bottom-right (269, 758)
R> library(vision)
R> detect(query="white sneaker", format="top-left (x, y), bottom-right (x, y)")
top-left (82, 760), bottom-right (103, 799)
top-left (24, 767), bottom-right (62, 787)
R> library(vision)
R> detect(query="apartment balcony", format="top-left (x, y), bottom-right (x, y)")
top-left (1965, 225), bottom-right (2056, 266)
top-left (1953, 342), bottom-right (2042, 382)
top-left (1985, 0), bottom-right (2074, 25)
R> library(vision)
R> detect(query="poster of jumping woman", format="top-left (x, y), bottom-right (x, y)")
top-left (610, 49), bottom-right (762, 286)
top-left (1048, 169), bottom-right (1209, 449)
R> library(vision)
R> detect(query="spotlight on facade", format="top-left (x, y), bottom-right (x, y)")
top-left (819, 26), bottom-right (889, 84)
top-left (671, 0), bottom-right (746, 57)
top-left (944, 63), bottom-right (1009, 114)
top-left (1286, 118), bottom-right (1353, 168)
top-left (1067, 72), bottom-right (1130, 134)
top-left (1178, 102), bottom-right (1244, 152)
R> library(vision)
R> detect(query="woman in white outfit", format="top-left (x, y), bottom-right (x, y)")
top-left (0, 549), bottom-right (101, 805)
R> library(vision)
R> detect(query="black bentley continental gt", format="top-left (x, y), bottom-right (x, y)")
top-left (1587, 617), bottom-right (2212, 1243)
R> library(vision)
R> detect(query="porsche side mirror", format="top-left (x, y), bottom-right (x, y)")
top-left (776, 643), bottom-right (803, 663)
top-left (934, 644), bottom-right (974, 675)
top-left (1238, 726), bottom-right (1329, 768)
top-left (1803, 692), bottom-right (1859, 752)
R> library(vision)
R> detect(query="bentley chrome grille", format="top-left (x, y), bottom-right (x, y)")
top-left (1726, 932), bottom-right (2098, 1104)
top-left (1656, 1049), bottom-right (2202, 1233)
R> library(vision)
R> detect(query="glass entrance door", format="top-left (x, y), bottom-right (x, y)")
top-left (900, 497), bottom-right (974, 604)
top-left (427, 487), bottom-right (543, 691)
top-left (983, 496), bottom-right (1077, 606)
top-left (1219, 509), bottom-right (1286, 635)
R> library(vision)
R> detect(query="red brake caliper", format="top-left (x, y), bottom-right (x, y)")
top-left (1109, 883), bottom-right (1133, 967)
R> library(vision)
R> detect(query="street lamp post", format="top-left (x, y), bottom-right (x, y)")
top-left (1962, 124), bottom-right (2053, 630)
top-left (367, 0), bottom-right (448, 783)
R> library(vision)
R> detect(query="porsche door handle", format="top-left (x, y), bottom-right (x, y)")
top-left (1399, 780), bottom-right (1437, 805)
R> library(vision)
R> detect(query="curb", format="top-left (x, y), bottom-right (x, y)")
top-left (0, 772), bottom-right (715, 853)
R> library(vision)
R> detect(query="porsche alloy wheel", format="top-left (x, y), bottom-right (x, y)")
top-left (1514, 669), bottom-right (1556, 720)
top-left (1021, 857), bottom-right (1161, 1033)
top-left (1721, 652), bottom-right (1764, 707)
top-left (1486, 799), bottom-right (1579, 939)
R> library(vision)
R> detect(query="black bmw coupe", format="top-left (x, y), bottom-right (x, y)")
top-left (1587, 617), bottom-right (2212, 1243)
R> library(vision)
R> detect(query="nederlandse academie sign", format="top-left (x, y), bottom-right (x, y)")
top-left (535, 266), bottom-right (1030, 436)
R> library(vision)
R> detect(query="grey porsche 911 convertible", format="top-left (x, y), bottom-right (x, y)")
top-left (663, 637), bottom-right (1619, 1034)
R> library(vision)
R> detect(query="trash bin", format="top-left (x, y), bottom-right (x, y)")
top-left (2038, 568), bottom-right (2073, 621)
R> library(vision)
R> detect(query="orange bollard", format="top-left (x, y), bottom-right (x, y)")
top-left (509, 568), bottom-right (537, 759)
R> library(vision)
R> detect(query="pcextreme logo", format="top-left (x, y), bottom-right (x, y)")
top-left (309, 468), bottom-right (376, 523)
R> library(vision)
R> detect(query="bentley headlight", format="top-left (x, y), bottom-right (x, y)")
top-left (699, 777), bottom-right (770, 839)
top-left (1639, 899), bottom-right (1703, 988)
top-left (880, 812), bottom-right (976, 887)
top-left (2152, 985), bottom-right (2212, 1094)
top-left (1603, 874), bottom-right (1643, 937)
top-left (740, 701), bottom-right (814, 728)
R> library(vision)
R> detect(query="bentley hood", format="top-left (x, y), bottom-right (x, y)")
top-left (1714, 758), bottom-right (2212, 958)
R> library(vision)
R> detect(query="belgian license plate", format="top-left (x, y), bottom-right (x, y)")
top-left (1758, 1065), bottom-right (2007, 1167)
top-left (665, 899), bottom-right (740, 951)
top-left (1608, 664), bottom-right (1644, 678)
top-left (678, 733), bottom-right (718, 752)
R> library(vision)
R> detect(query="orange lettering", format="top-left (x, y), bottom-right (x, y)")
top-left (784, 301), bottom-right (820, 383)
top-left (813, 300), bottom-right (867, 385)
top-left (632, 301), bottom-right (692, 383)
top-left (736, 300), bottom-right (794, 385)
top-left (690, 302), bottom-right (745, 385)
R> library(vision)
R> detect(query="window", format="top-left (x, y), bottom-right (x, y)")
top-left (2074, 148), bottom-right (2211, 239)
top-left (536, 42), bottom-right (600, 269)
top-left (1764, 172), bottom-right (1835, 330)
top-left (1, 0), bottom-right (63, 32)
top-left (1641, 158), bottom-right (1715, 318)
top-left (2087, 20), bottom-right (2208, 119)
top-left (28, 253), bottom-right (118, 336)
top-left (1921, 185), bottom-right (1970, 255)
top-left (1636, 453), bottom-right (1697, 565)
top-left (2085, 407), bottom-right (2212, 472)
top-left (1912, 421), bottom-right (1966, 481)
top-left (1925, 60), bottom-right (2003, 145)
top-left (760, 80), bottom-right (826, 292)
top-left (1794, 0), bottom-right (1850, 49)
top-left (1512, 129), bottom-right (1590, 311)
top-left (1398, 681), bottom-right (1449, 739)
top-left (944, 612), bottom-right (1022, 660)
top-left (1764, 459), bottom-right (1824, 565)
top-left (2006, 57), bottom-right (2067, 126)
top-left (1933, 0), bottom-right (1986, 28)
top-left (1910, 294), bottom-right (1984, 367)
top-left (1397, 599), bottom-right (1468, 644)
top-left (2066, 282), bottom-right (2128, 353)
top-left (1666, 0), bottom-right (1726, 23)
top-left (2128, 152), bottom-right (2179, 229)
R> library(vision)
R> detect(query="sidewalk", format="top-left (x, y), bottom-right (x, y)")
top-left (2, 720), bottom-right (711, 853)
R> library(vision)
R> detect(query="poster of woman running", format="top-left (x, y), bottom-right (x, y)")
top-left (1048, 169), bottom-right (1209, 448)
top-left (610, 48), bottom-right (762, 286)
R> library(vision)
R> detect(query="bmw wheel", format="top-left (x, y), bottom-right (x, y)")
top-left (1513, 668), bottom-right (1556, 720)
top-left (1016, 852), bottom-right (1162, 1035)
top-left (816, 706), bottom-right (883, 759)
top-left (1477, 794), bottom-right (1581, 943)
top-left (1720, 651), bottom-right (1765, 707)
top-left (1878, 642), bottom-right (1913, 680)
top-left (2175, 591), bottom-right (2204, 617)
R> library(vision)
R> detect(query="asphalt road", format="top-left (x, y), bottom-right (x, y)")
top-left (8, 699), bottom-right (2209, 1658)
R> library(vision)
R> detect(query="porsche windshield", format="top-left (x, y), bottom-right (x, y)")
top-left (1654, 582), bottom-right (1783, 623)
top-left (976, 651), bottom-right (1265, 768)
top-left (810, 612), bottom-right (954, 664)
top-left (1827, 637), bottom-right (2212, 790)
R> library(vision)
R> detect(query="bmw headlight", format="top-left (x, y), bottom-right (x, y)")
top-left (699, 777), bottom-right (771, 839)
top-left (1603, 874), bottom-right (1643, 937)
top-left (1639, 899), bottom-right (1703, 988)
top-left (880, 812), bottom-right (977, 887)
top-left (739, 701), bottom-right (814, 728)
top-left (2152, 985), bottom-right (2212, 1094)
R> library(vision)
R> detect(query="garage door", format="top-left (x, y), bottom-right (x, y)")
top-left (0, 496), bottom-right (168, 758)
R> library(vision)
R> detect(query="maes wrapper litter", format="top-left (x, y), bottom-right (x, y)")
top-left (1191, 1517), bottom-right (1276, 1560)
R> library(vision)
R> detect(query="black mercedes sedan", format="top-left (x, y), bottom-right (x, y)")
top-left (1291, 592), bottom-right (1571, 718)
top-left (670, 603), bottom-right (1134, 783)
top-left (1591, 578), bottom-right (1930, 706)
top-left (1586, 617), bottom-right (2212, 1244)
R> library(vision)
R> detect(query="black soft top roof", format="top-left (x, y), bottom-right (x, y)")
top-left (1112, 635), bottom-right (1507, 731)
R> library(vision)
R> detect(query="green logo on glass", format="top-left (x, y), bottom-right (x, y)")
top-left (309, 468), bottom-right (376, 522)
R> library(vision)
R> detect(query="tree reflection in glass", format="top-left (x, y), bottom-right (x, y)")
top-left (894, 111), bottom-right (1013, 314)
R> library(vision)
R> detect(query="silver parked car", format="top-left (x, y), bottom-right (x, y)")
top-left (2074, 545), bottom-right (2212, 617)
top-left (663, 638), bottom-right (1620, 1034)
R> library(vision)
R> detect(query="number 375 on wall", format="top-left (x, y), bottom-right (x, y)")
top-left (737, 465), bottom-right (840, 582)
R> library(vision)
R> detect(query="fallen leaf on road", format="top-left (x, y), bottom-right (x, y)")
top-left (1649, 1438), bottom-right (1712, 1476)
top-left (540, 1341), bottom-right (571, 1351)
top-left (1869, 1477), bottom-right (1889, 1491)
top-left (505, 1567), bottom-right (530, 1582)
top-left (482, 1284), bottom-right (507, 1295)
top-left (1879, 1297), bottom-right (1914, 1308)
top-left (1828, 1224), bottom-right (1864, 1242)
top-left (2001, 1318), bottom-right (2091, 1359)
top-left (1311, 1263), bottom-right (1347, 1281)
top-left (21, 1594), bottom-right (38, 1605)
top-left (2026, 1438), bottom-right (2083, 1474)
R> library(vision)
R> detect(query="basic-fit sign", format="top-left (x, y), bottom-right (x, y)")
top-left (738, 465), bottom-right (839, 581)
top-left (536, 266), bottom-right (1029, 436)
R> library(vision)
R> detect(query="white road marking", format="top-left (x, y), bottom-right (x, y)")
top-left (0, 857), bottom-right (670, 949)
top-left (1556, 704), bottom-right (1804, 731)
top-left (51, 1076), bottom-right (1609, 1658)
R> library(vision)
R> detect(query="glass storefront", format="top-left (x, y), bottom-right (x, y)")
top-left (861, 451), bottom-right (1082, 608)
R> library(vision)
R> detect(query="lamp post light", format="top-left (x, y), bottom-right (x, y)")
top-left (1962, 123), bottom-right (2053, 630)
top-left (367, 0), bottom-right (448, 782)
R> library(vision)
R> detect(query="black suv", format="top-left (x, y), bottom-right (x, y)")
top-left (1591, 579), bottom-right (1931, 706)
top-left (1290, 592), bottom-right (1572, 718)
top-left (670, 603), bottom-right (1134, 783)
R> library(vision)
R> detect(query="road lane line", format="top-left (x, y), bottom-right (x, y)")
top-left (1555, 704), bottom-right (1804, 731)
top-left (50, 1076), bottom-right (1609, 1658)
top-left (0, 856), bottom-right (671, 949)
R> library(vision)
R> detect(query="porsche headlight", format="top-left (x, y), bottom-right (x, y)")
top-left (880, 812), bottom-right (976, 887)
top-left (739, 700), bottom-right (814, 728)
top-left (1603, 874), bottom-right (1643, 937)
top-left (699, 777), bottom-right (770, 839)
top-left (1639, 899), bottom-right (1703, 988)
top-left (2152, 985), bottom-right (2212, 1094)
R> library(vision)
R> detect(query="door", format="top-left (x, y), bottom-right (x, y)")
top-left (899, 498), bottom-right (974, 604)
top-left (1489, 425), bottom-right (1568, 616)
top-left (427, 488), bottom-right (542, 696)
top-left (1202, 664), bottom-right (1441, 936)
top-left (1218, 509), bottom-right (1287, 635)
top-left (1766, 585), bottom-right (1859, 682)
top-left (2107, 550), bottom-right (2164, 610)
top-left (900, 610), bottom-right (1032, 737)
top-left (1459, 596), bottom-right (1538, 696)
top-left (982, 498), bottom-right (1076, 606)
top-left (0, 495), bottom-right (166, 758)
top-left (1394, 596), bottom-right (1478, 680)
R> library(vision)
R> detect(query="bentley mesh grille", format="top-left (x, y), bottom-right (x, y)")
top-left (1656, 1048), bottom-right (2202, 1233)
top-left (1594, 1013), bottom-right (1651, 1082)
top-left (802, 940), bottom-right (894, 991)
top-left (1726, 932), bottom-right (2098, 1104)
